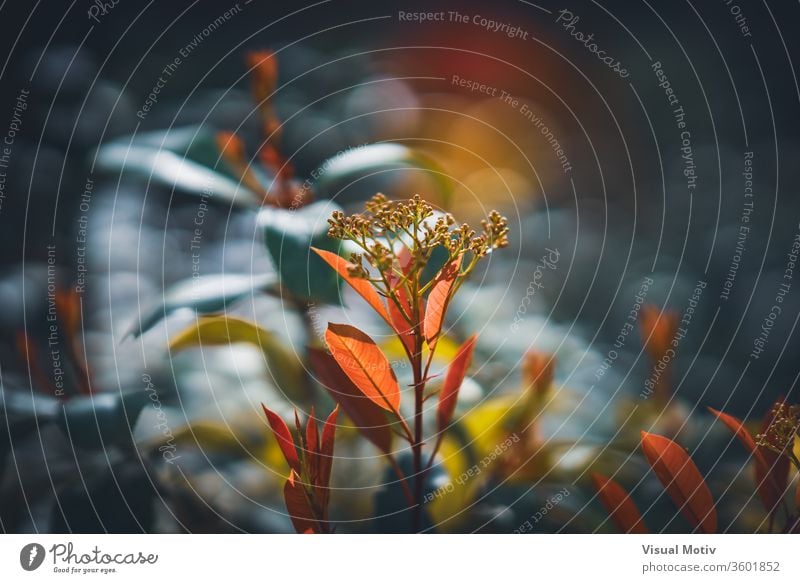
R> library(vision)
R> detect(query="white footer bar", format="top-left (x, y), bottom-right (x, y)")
top-left (0, 534), bottom-right (796, 582)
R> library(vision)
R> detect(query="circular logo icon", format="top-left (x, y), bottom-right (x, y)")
top-left (19, 543), bottom-right (46, 571)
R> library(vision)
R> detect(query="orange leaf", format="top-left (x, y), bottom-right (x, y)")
top-left (437, 335), bottom-right (477, 433)
top-left (424, 255), bottom-right (462, 347)
top-left (216, 131), bottom-right (246, 168)
top-left (54, 288), bottom-right (92, 395)
top-left (325, 323), bottom-right (401, 414)
top-left (262, 405), bottom-right (301, 474)
top-left (639, 305), bottom-right (679, 361)
top-left (55, 289), bottom-right (80, 339)
top-left (245, 50), bottom-right (278, 104)
top-left (215, 131), bottom-right (263, 194)
top-left (640, 432), bottom-right (717, 533)
top-left (283, 471), bottom-right (320, 534)
top-left (312, 248), bottom-right (393, 326)
top-left (591, 473), bottom-right (649, 534)
top-left (308, 348), bottom-right (392, 453)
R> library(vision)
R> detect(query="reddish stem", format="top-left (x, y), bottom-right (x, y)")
top-left (411, 336), bottom-right (424, 533)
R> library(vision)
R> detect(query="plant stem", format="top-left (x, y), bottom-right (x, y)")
top-left (411, 335), bottom-right (424, 533)
top-left (410, 219), bottom-right (425, 533)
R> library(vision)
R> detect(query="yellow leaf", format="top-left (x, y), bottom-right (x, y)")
top-left (379, 333), bottom-right (461, 363)
top-left (426, 438), bottom-right (475, 531)
top-left (459, 394), bottom-right (527, 458)
top-left (170, 421), bottom-right (260, 456)
top-left (430, 334), bottom-right (462, 362)
top-left (169, 316), bottom-right (302, 395)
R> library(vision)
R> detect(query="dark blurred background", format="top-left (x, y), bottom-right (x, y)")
top-left (3, 0), bottom-right (798, 406)
top-left (0, 0), bottom-right (799, 532)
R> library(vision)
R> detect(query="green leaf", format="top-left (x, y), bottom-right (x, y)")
top-left (419, 245), bottom-right (450, 289)
top-left (93, 126), bottom-right (261, 209)
top-left (313, 144), bottom-right (453, 208)
top-left (127, 126), bottom-right (231, 170)
top-left (125, 273), bottom-right (277, 338)
top-left (169, 316), bottom-right (302, 395)
top-left (259, 201), bottom-right (343, 303)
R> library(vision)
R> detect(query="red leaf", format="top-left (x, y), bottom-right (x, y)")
top-left (308, 348), bottom-right (392, 453)
top-left (388, 302), bottom-right (414, 353)
top-left (312, 248), bottom-right (393, 326)
top-left (707, 406), bottom-right (788, 516)
top-left (319, 406), bottom-right (339, 490)
top-left (283, 471), bottom-right (320, 534)
top-left (707, 407), bottom-right (758, 454)
top-left (305, 407), bottom-right (319, 483)
top-left (424, 255), bottom-right (462, 347)
top-left (591, 473), bottom-right (649, 534)
top-left (294, 409), bottom-right (303, 443)
top-left (396, 244), bottom-right (413, 271)
top-left (437, 335), bottom-right (477, 433)
top-left (387, 272), bottom-right (418, 354)
top-left (262, 405), bottom-right (301, 474)
top-left (325, 323), bottom-right (401, 414)
top-left (640, 432), bottom-right (717, 533)
top-left (523, 351), bottom-right (555, 397)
